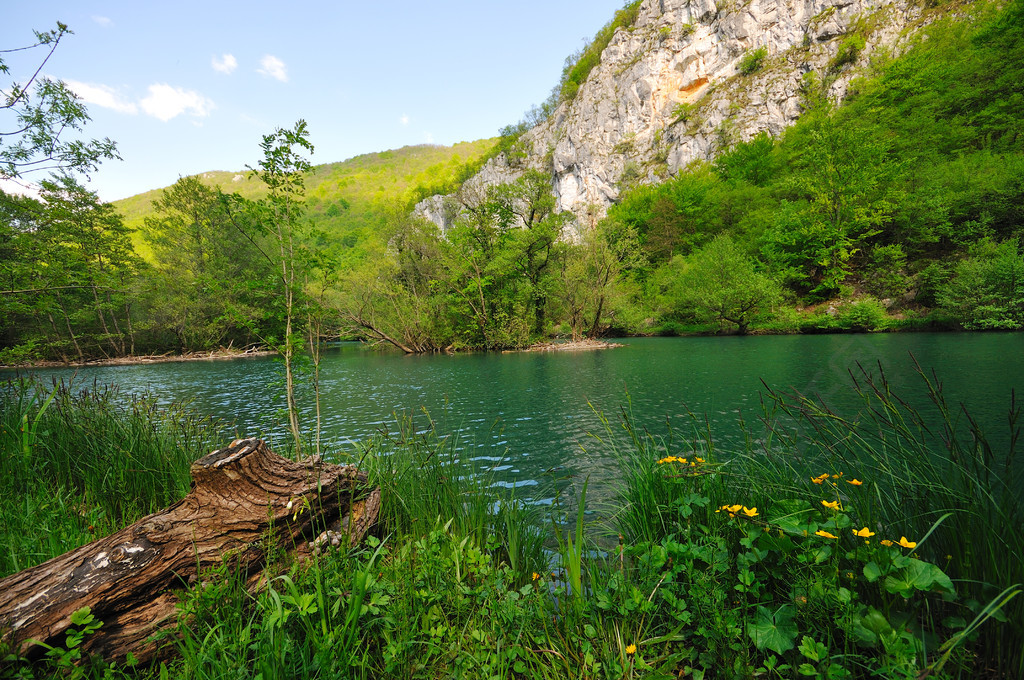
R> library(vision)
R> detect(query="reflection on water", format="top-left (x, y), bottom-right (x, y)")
top-left (4, 333), bottom-right (1022, 508)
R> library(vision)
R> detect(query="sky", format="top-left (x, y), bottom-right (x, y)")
top-left (4, 0), bottom-right (628, 202)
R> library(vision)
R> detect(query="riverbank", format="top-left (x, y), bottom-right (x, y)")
top-left (520, 338), bottom-right (624, 352)
top-left (0, 346), bottom-right (276, 371)
top-left (1, 375), bottom-right (1019, 678)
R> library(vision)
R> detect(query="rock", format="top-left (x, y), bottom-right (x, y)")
top-left (416, 0), bottom-right (934, 235)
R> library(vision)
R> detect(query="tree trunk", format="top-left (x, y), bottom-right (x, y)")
top-left (0, 438), bottom-right (380, 667)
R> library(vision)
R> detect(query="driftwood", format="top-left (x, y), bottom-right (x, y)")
top-left (0, 438), bottom-right (380, 666)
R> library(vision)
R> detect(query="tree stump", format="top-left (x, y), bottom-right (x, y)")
top-left (0, 438), bottom-right (380, 666)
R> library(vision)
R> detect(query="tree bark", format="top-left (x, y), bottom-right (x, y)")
top-left (0, 438), bottom-right (380, 667)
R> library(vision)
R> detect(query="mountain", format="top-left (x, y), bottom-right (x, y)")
top-left (113, 140), bottom-right (497, 257)
top-left (419, 0), bottom-right (954, 229)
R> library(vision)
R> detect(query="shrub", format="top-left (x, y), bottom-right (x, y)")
top-left (937, 238), bottom-right (1024, 329)
top-left (738, 46), bottom-right (768, 75)
top-left (836, 296), bottom-right (889, 331)
top-left (830, 34), bottom-right (866, 72)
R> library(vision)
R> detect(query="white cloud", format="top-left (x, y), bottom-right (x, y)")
top-left (0, 177), bottom-right (42, 200)
top-left (400, 114), bottom-right (410, 126)
top-left (92, 16), bottom-right (112, 27)
top-left (257, 55), bottom-right (288, 82)
top-left (212, 54), bottom-right (238, 75)
top-left (64, 80), bottom-right (138, 115)
top-left (140, 84), bottom-right (214, 122)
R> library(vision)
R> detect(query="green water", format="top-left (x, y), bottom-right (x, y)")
top-left (4, 333), bottom-right (1022, 505)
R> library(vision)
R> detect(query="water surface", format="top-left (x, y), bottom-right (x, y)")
top-left (5, 333), bottom-right (1021, 506)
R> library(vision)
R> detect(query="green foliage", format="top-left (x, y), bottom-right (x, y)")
top-left (0, 177), bottom-right (143, 361)
top-left (863, 244), bottom-right (910, 300)
top-left (660, 234), bottom-right (783, 334)
top-left (763, 116), bottom-right (902, 298)
top-left (829, 34), bottom-right (866, 72)
top-left (937, 237), bottom-right (1024, 329)
top-left (1, 24), bottom-right (119, 181)
top-left (2, 371), bottom-right (1022, 678)
top-left (713, 131), bottom-right (779, 186)
top-left (0, 377), bottom-right (224, 576)
top-left (835, 295), bottom-right (890, 331)
top-left (738, 46), bottom-right (769, 76)
top-left (141, 176), bottom-right (277, 352)
top-left (557, 1), bottom-right (644, 105)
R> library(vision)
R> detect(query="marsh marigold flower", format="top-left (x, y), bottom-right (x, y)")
top-left (853, 527), bottom-right (875, 538)
top-left (815, 530), bottom-right (839, 539)
top-left (880, 539), bottom-right (894, 547)
top-left (847, 479), bottom-right (864, 486)
top-left (742, 507), bottom-right (758, 518)
top-left (532, 572), bottom-right (540, 581)
top-left (898, 536), bottom-right (917, 549)
top-left (626, 644), bottom-right (637, 655)
top-left (821, 500), bottom-right (840, 510)
top-left (811, 473), bottom-right (828, 485)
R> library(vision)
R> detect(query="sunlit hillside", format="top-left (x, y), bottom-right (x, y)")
top-left (114, 139), bottom-right (497, 259)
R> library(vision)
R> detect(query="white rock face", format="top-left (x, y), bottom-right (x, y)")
top-left (418, 0), bottom-right (927, 230)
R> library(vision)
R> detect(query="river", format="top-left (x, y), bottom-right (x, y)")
top-left (3, 333), bottom-right (1022, 508)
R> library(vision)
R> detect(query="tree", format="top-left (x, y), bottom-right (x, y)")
top-left (763, 117), bottom-right (902, 297)
top-left (938, 238), bottom-right (1024, 329)
top-left (666, 234), bottom-right (781, 334)
top-left (142, 176), bottom-right (274, 353)
top-left (247, 121), bottom-right (314, 451)
top-left (2, 24), bottom-right (118, 183)
top-left (556, 217), bottom-right (645, 339)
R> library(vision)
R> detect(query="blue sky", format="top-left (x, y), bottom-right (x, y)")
top-left (5, 1), bottom-right (627, 201)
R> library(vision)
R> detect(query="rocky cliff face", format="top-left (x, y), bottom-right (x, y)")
top-left (419, 0), bottom-right (929, 234)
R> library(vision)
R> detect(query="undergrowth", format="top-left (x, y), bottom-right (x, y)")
top-left (1, 367), bottom-right (1020, 678)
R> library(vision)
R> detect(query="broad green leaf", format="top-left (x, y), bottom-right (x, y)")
top-left (747, 605), bottom-right (798, 655)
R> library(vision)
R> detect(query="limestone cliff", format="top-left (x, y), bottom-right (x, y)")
top-left (419, 0), bottom-right (933, 233)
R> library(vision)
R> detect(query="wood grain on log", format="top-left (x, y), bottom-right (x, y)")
top-left (0, 438), bottom-right (380, 666)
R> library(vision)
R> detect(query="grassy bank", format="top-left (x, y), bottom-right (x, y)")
top-left (0, 372), bottom-right (1020, 679)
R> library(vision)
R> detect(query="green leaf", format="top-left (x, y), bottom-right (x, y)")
top-left (748, 605), bottom-right (798, 655)
top-left (69, 607), bottom-right (94, 627)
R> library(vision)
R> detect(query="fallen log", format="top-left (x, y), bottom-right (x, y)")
top-left (0, 438), bottom-right (380, 667)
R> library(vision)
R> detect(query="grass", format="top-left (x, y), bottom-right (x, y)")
top-left (1, 369), bottom-right (1021, 679)
top-left (0, 377), bottom-right (228, 576)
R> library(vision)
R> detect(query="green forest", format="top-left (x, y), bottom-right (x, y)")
top-left (2, 0), bottom-right (1023, 368)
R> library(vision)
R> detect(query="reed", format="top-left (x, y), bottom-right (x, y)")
top-left (0, 376), bottom-right (225, 576)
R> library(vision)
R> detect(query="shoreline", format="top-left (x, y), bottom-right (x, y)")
top-left (0, 347), bottom-right (276, 371)
top-left (520, 338), bottom-right (624, 352)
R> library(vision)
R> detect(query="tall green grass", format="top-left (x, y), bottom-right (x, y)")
top-left (612, 362), bottom-right (1023, 678)
top-left (2, 371), bottom-right (1021, 679)
top-left (0, 376), bottom-right (226, 576)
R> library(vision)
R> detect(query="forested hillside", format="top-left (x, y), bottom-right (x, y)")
top-left (1, 0), bottom-right (1022, 365)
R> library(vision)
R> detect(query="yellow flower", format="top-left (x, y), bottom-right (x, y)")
top-left (695, 457), bottom-right (705, 463)
top-left (811, 475), bottom-right (826, 485)
top-left (815, 530), bottom-right (839, 539)
top-left (626, 643), bottom-right (637, 655)
top-left (853, 527), bottom-right (875, 538)
top-left (532, 572), bottom-right (540, 581)
top-left (821, 500), bottom-right (840, 510)
top-left (657, 456), bottom-right (677, 464)
top-left (880, 539), bottom-right (894, 547)
top-left (742, 507), bottom-right (758, 518)
top-left (847, 479), bottom-right (864, 486)
top-left (898, 536), bottom-right (917, 549)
